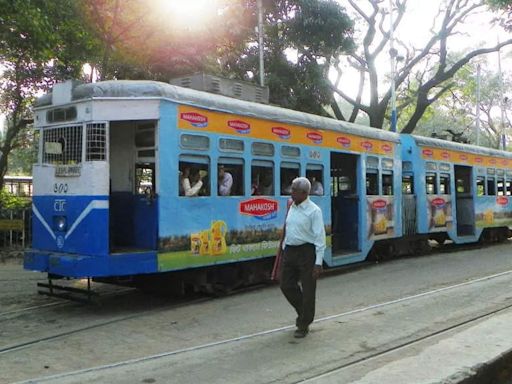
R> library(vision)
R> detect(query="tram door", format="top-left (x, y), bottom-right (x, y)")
top-left (109, 121), bottom-right (157, 251)
top-left (331, 153), bottom-right (359, 255)
top-left (454, 165), bottom-right (475, 236)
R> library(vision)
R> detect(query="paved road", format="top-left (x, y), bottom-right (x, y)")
top-left (3, 242), bottom-right (512, 383)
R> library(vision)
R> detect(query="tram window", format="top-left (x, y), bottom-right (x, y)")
top-left (507, 181), bottom-right (512, 196)
top-left (426, 162), bottom-right (437, 171)
top-left (366, 172), bottom-right (378, 195)
top-left (43, 125), bottom-right (83, 165)
top-left (440, 174), bottom-right (450, 194)
top-left (402, 175), bottom-right (414, 194)
top-left (179, 156), bottom-right (210, 197)
top-left (497, 179), bottom-right (505, 196)
top-left (252, 142), bottom-right (274, 157)
top-left (218, 158), bottom-right (243, 196)
top-left (306, 165), bottom-right (324, 196)
top-left (281, 146), bottom-right (300, 158)
top-left (46, 106), bottom-right (77, 123)
top-left (382, 158), bottom-right (394, 170)
top-left (403, 161), bottom-right (413, 172)
top-left (332, 176), bottom-right (353, 196)
top-left (367, 156), bottom-right (379, 169)
top-left (476, 177), bottom-right (485, 196)
top-left (135, 164), bottom-right (155, 195)
top-left (219, 138), bottom-right (244, 152)
top-left (86, 123), bottom-right (107, 161)
top-left (251, 161), bottom-right (274, 195)
top-left (455, 179), bottom-right (469, 193)
top-left (138, 149), bottom-right (155, 158)
top-left (439, 163), bottom-right (451, 172)
top-left (180, 134), bottom-right (209, 150)
top-left (426, 174), bottom-right (437, 195)
top-left (135, 124), bottom-right (155, 148)
top-left (487, 178), bottom-right (496, 196)
top-left (280, 163), bottom-right (300, 195)
top-left (382, 172), bottom-right (393, 195)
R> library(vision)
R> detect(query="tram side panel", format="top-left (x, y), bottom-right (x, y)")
top-left (473, 167), bottom-right (512, 239)
top-left (403, 134), bottom-right (512, 245)
top-left (158, 101), bottom-right (288, 272)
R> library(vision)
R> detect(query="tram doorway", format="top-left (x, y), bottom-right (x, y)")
top-left (331, 152), bottom-right (360, 255)
top-left (109, 121), bottom-right (158, 252)
top-left (454, 165), bottom-right (475, 236)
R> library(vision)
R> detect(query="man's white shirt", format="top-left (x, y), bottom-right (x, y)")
top-left (283, 198), bottom-right (326, 265)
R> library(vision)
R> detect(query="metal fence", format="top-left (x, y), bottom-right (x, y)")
top-left (0, 208), bottom-right (31, 249)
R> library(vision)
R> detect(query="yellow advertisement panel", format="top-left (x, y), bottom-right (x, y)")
top-left (177, 106), bottom-right (396, 156)
top-left (420, 146), bottom-right (512, 169)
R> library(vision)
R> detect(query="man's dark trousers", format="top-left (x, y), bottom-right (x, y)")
top-left (280, 243), bottom-right (316, 330)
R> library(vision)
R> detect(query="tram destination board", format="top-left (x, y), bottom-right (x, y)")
top-left (55, 165), bottom-right (81, 177)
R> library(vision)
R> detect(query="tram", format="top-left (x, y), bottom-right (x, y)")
top-left (24, 80), bottom-right (403, 284)
top-left (401, 135), bottom-right (512, 246)
top-left (3, 175), bottom-right (33, 198)
top-left (24, 79), bottom-right (512, 290)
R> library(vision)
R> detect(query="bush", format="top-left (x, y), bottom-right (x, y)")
top-left (0, 190), bottom-right (30, 210)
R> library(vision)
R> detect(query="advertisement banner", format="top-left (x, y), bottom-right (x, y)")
top-left (475, 196), bottom-right (512, 228)
top-left (177, 105), bottom-right (396, 156)
top-left (427, 195), bottom-right (453, 232)
top-left (366, 196), bottom-right (395, 240)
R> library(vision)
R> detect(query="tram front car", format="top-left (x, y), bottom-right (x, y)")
top-left (24, 81), bottom-right (157, 278)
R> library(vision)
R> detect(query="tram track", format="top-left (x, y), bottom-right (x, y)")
top-left (0, 241), bottom-right (506, 353)
top-left (13, 268), bottom-right (512, 384)
top-left (0, 281), bottom-right (269, 357)
top-left (0, 294), bottom-right (211, 356)
top-left (0, 287), bottom-right (136, 319)
top-left (297, 301), bottom-right (512, 383)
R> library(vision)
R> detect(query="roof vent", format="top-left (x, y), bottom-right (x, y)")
top-left (170, 73), bottom-right (269, 104)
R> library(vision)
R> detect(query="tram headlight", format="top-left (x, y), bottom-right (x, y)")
top-left (53, 216), bottom-right (67, 232)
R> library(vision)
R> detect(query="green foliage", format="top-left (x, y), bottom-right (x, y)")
top-left (409, 59), bottom-right (510, 148)
top-left (488, 0), bottom-right (512, 9)
top-left (0, 0), bottom-right (100, 187)
top-left (0, 190), bottom-right (30, 209)
top-left (487, 0), bottom-right (512, 31)
top-left (221, 0), bottom-right (354, 115)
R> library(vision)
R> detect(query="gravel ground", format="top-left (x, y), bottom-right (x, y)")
top-left (3, 242), bottom-right (512, 383)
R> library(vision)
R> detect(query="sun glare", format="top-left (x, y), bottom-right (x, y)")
top-left (156, 0), bottom-right (219, 31)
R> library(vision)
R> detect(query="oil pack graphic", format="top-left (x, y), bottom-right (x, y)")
top-left (190, 220), bottom-right (228, 256)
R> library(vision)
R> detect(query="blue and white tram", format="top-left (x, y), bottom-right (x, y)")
top-left (401, 135), bottom-right (512, 246)
top-left (24, 80), bottom-right (403, 284)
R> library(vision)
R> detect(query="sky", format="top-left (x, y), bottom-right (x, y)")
top-left (334, 0), bottom-right (512, 104)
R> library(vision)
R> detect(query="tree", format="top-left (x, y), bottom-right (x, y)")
top-left (488, 0), bottom-right (512, 29)
top-left (0, 0), bottom-right (98, 188)
top-left (78, 0), bottom-right (255, 81)
top-left (220, 0), bottom-right (355, 116)
top-left (432, 61), bottom-right (511, 148)
top-left (331, 0), bottom-right (512, 132)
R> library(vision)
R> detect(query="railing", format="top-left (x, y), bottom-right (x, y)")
top-left (0, 208), bottom-right (31, 250)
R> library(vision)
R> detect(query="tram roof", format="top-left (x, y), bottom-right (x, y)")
top-left (35, 80), bottom-right (400, 143)
top-left (411, 135), bottom-right (512, 159)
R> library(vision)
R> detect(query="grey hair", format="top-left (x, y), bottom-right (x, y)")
top-left (292, 177), bottom-right (311, 194)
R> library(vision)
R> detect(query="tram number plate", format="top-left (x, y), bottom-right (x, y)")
top-left (55, 165), bottom-right (81, 177)
top-left (308, 150), bottom-right (321, 160)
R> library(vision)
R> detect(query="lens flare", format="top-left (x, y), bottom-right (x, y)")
top-left (155, 0), bottom-right (220, 31)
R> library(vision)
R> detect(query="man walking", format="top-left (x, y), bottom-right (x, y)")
top-left (280, 177), bottom-right (326, 338)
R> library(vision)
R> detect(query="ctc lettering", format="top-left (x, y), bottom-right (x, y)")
top-left (54, 199), bottom-right (66, 212)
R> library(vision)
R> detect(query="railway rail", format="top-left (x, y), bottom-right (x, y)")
top-left (12, 268), bottom-right (512, 384)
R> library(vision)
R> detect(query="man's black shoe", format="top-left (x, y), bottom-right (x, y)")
top-left (294, 327), bottom-right (309, 338)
